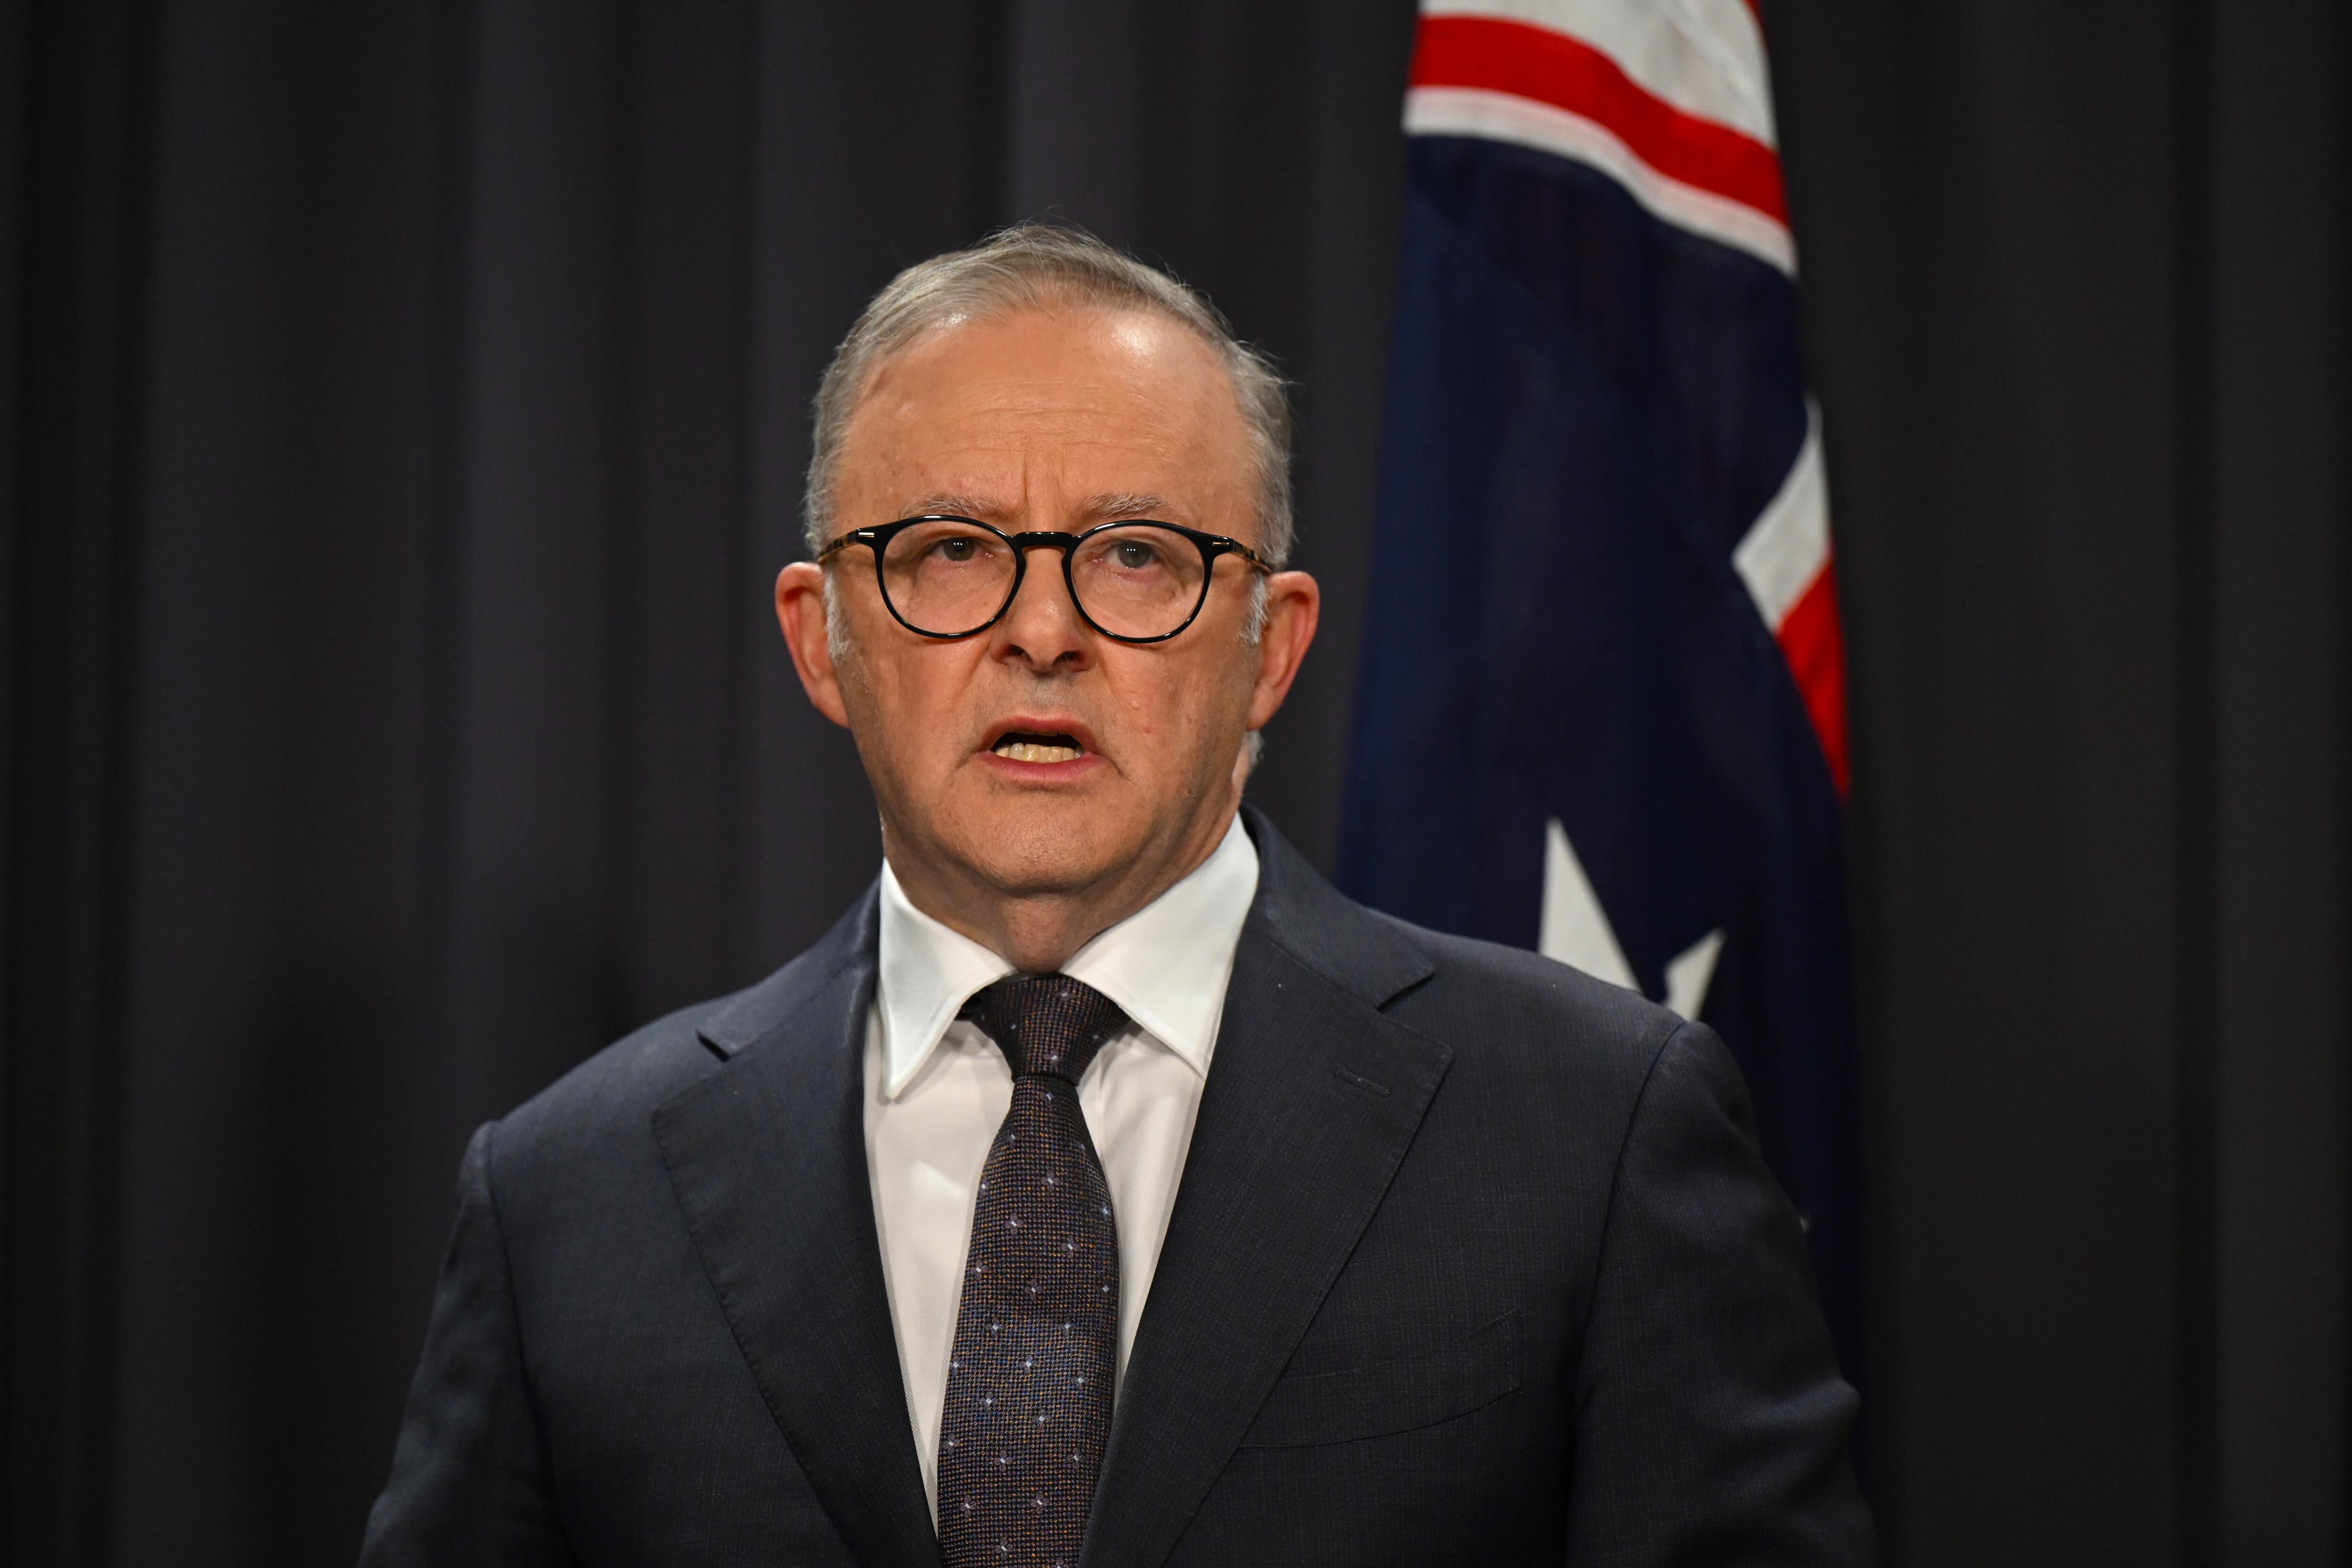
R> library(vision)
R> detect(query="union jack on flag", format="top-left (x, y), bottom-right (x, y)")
top-left (1339, 0), bottom-right (1860, 1378)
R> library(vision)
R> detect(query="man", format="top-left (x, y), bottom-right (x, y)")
top-left (362, 227), bottom-right (1873, 1566)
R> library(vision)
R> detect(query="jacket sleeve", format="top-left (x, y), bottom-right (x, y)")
top-left (359, 1122), bottom-right (576, 1568)
top-left (1565, 1021), bottom-right (1876, 1566)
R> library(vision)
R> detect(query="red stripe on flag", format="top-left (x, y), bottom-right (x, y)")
top-left (1776, 562), bottom-right (1849, 796)
top-left (1409, 15), bottom-right (1787, 224)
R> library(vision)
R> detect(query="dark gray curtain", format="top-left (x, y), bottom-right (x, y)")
top-left (1773, 2), bottom-right (2349, 1559)
top-left (3, 1), bottom-right (2344, 1564)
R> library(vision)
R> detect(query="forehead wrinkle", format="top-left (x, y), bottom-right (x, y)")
top-left (887, 448), bottom-right (1039, 526)
top-left (847, 313), bottom-right (1247, 532)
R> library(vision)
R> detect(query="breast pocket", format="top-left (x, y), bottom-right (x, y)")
top-left (1237, 1310), bottom-right (1523, 1449)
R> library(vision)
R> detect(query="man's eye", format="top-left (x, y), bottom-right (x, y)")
top-left (1112, 542), bottom-right (1159, 570)
top-left (935, 538), bottom-right (978, 563)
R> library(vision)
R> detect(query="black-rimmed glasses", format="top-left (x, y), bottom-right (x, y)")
top-left (814, 515), bottom-right (1271, 644)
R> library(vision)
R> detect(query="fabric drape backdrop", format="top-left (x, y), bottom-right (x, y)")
top-left (4, 1), bottom-right (2344, 1563)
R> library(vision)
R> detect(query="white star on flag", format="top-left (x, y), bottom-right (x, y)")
top-left (1539, 818), bottom-right (1724, 1021)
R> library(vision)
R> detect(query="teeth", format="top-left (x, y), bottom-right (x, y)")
top-left (996, 740), bottom-right (1081, 764)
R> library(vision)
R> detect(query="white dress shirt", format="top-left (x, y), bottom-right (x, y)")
top-left (862, 812), bottom-right (1258, 1519)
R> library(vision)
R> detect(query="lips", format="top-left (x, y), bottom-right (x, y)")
top-left (981, 716), bottom-right (1097, 769)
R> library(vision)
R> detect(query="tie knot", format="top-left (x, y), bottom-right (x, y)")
top-left (960, 973), bottom-right (1127, 1082)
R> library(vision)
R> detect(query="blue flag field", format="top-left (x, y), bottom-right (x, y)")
top-left (1338, 0), bottom-right (1862, 1383)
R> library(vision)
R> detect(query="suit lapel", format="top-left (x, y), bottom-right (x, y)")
top-left (1082, 814), bottom-right (1447, 1568)
top-left (653, 889), bottom-right (941, 1568)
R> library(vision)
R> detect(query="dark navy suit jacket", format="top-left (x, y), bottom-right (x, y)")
top-left (360, 808), bottom-right (1873, 1565)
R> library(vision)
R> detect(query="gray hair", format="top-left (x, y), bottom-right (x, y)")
top-left (802, 225), bottom-right (1294, 565)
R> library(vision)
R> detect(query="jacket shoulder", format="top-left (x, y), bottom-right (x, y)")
top-left (1240, 804), bottom-right (1683, 1093)
top-left (489, 992), bottom-right (734, 1173)
top-left (1362, 908), bottom-right (1688, 1087)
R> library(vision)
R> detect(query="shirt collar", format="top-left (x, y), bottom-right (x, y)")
top-left (874, 812), bottom-right (1260, 1099)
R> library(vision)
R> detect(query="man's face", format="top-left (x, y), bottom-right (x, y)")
top-left (778, 306), bottom-right (1316, 927)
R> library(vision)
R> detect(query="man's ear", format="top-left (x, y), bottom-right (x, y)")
top-left (776, 562), bottom-right (852, 729)
top-left (1244, 569), bottom-right (1321, 732)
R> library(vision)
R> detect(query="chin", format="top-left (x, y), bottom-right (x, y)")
top-left (954, 802), bottom-right (1135, 897)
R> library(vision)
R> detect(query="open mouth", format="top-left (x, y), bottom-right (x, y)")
top-left (991, 731), bottom-right (1085, 764)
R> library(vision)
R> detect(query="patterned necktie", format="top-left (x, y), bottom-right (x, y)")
top-left (937, 974), bottom-right (1128, 1568)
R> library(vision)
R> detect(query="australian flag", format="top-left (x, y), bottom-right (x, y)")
top-left (1338, 0), bottom-right (1861, 1383)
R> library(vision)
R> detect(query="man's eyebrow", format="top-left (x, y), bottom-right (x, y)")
top-left (889, 493), bottom-right (1008, 522)
top-left (890, 493), bottom-right (1182, 526)
top-left (1075, 493), bottom-right (1176, 523)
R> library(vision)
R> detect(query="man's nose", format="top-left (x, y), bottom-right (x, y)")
top-left (992, 541), bottom-right (1091, 667)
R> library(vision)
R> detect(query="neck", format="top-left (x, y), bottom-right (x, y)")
top-left (885, 804), bottom-right (1239, 973)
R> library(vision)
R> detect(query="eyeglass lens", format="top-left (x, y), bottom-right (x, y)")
top-left (879, 520), bottom-right (1209, 639)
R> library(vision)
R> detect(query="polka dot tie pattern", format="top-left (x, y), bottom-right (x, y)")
top-left (937, 974), bottom-right (1128, 1568)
